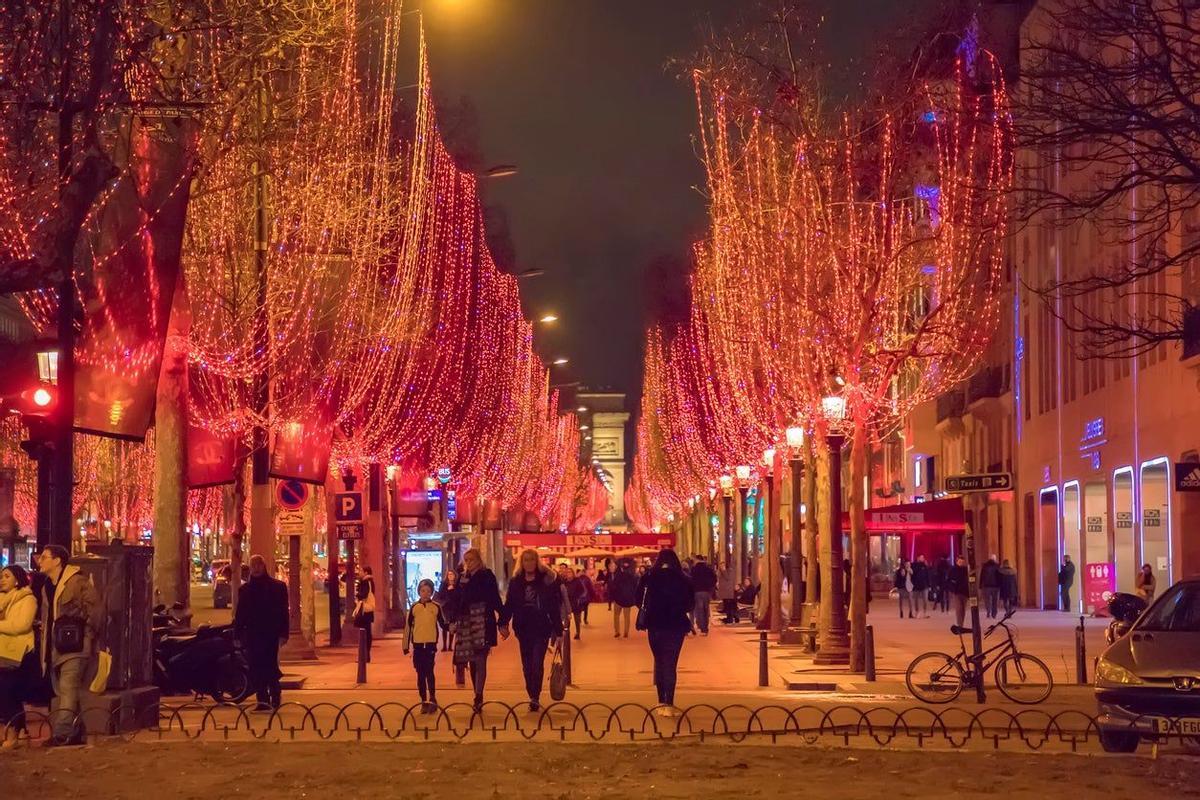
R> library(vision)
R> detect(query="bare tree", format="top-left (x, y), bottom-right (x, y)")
top-left (1017, 0), bottom-right (1200, 358)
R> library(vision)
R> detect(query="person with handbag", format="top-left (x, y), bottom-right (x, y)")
top-left (452, 548), bottom-right (506, 713)
top-left (0, 564), bottom-right (37, 749)
top-left (36, 545), bottom-right (102, 746)
top-left (234, 554), bottom-right (289, 712)
top-left (353, 565), bottom-right (376, 661)
top-left (500, 550), bottom-right (565, 712)
top-left (635, 549), bottom-right (695, 715)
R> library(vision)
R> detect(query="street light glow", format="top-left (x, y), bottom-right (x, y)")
top-left (538, 314), bottom-right (558, 323)
top-left (552, 357), bottom-right (569, 365)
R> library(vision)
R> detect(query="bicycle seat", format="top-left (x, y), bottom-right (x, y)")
top-left (950, 625), bottom-right (974, 635)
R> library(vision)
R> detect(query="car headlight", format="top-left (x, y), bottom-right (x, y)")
top-left (1096, 658), bottom-right (1144, 687)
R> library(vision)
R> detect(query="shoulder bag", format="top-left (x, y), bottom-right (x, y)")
top-left (548, 639), bottom-right (567, 701)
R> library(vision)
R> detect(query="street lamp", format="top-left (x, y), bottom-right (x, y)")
top-left (760, 447), bottom-right (780, 631)
top-left (538, 314), bottom-right (558, 324)
top-left (735, 465), bottom-right (752, 579)
top-left (719, 474), bottom-right (734, 566)
top-left (815, 394), bottom-right (851, 666)
top-left (552, 357), bottom-right (569, 366)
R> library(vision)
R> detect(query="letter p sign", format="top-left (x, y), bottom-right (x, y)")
top-left (334, 491), bottom-right (363, 523)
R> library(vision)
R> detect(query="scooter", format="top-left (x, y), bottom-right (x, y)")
top-left (1104, 592), bottom-right (1148, 645)
top-left (153, 605), bottom-right (252, 703)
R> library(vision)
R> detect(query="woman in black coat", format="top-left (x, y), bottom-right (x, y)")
top-left (636, 549), bottom-right (694, 714)
top-left (435, 569), bottom-right (461, 652)
top-left (453, 549), bottom-right (506, 712)
top-left (499, 550), bottom-right (566, 712)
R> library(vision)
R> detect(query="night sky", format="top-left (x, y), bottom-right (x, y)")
top-left (422, 0), bottom-right (946, 401)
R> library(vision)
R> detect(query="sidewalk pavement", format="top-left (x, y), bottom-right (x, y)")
top-left (277, 599), bottom-right (1101, 712)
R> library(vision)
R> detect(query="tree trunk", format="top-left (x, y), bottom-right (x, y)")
top-left (816, 439), bottom-right (834, 643)
top-left (151, 340), bottom-right (189, 610)
top-left (300, 498), bottom-right (316, 649)
top-left (804, 438), bottom-right (820, 617)
top-left (230, 458), bottom-right (246, 615)
top-left (848, 417), bottom-right (869, 672)
top-left (767, 470), bottom-right (783, 633)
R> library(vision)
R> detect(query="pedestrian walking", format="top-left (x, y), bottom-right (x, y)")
top-left (947, 555), bottom-right (970, 629)
top-left (911, 555), bottom-right (930, 618)
top-left (404, 579), bottom-right (449, 713)
top-left (1135, 563), bottom-right (1156, 602)
top-left (894, 560), bottom-right (914, 618)
top-left (717, 562), bottom-right (738, 624)
top-left (689, 555), bottom-right (717, 635)
top-left (562, 565), bottom-right (589, 639)
top-left (501, 550), bottom-right (565, 712)
top-left (353, 565), bottom-right (376, 661)
top-left (0, 564), bottom-right (37, 749)
top-left (933, 557), bottom-right (950, 613)
top-left (452, 548), bottom-right (505, 713)
top-left (636, 549), bottom-right (694, 713)
top-left (999, 559), bottom-right (1019, 614)
top-left (435, 569), bottom-right (460, 652)
top-left (36, 545), bottom-right (102, 746)
top-left (234, 554), bottom-right (290, 712)
top-left (609, 559), bottom-right (638, 637)
top-left (1058, 555), bottom-right (1075, 612)
top-left (979, 555), bottom-right (1001, 619)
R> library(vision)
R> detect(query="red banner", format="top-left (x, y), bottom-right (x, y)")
top-left (269, 416), bottom-right (332, 485)
top-left (74, 116), bottom-right (196, 440)
top-left (503, 532), bottom-right (676, 549)
top-left (186, 425), bottom-right (236, 488)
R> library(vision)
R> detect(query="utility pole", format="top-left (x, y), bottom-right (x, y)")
top-left (249, 69), bottom-right (274, 573)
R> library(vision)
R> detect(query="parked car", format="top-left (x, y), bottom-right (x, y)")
top-left (1094, 577), bottom-right (1200, 752)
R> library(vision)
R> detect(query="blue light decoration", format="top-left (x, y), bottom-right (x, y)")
top-left (914, 184), bottom-right (941, 227)
top-left (921, 263), bottom-right (937, 275)
top-left (921, 110), bottom-right (938, 124)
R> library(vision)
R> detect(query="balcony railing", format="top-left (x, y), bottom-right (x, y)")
top-left (936, 391), bottom-right (966, 423)
top-left (966, 365), bottom-right (1008, 405)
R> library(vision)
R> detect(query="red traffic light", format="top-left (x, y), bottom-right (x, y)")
top-left (32, 387), bottom-right (53, 407)
top-left (7, 383), bottom-right (58, 417)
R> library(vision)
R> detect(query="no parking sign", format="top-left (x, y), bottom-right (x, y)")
top-left (276, 479), bottom-right (309, 511)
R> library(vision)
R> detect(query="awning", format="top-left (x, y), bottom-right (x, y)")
top-left (841, 497), bottom-right (965, 534)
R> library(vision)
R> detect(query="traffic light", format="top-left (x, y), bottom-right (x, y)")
top-left (3, 383), bottom-right (59, 460)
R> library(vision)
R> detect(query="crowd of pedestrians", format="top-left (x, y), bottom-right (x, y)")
top-left (892, 553), bottom-right (1021, 625)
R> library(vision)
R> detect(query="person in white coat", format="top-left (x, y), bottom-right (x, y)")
top-left (0, 564), bottom-right (37, 748)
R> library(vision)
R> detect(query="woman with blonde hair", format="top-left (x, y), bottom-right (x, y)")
top-left (0, 564), bottom-right (37, 748)
top-left (499, 550), bottom-right (566, 711)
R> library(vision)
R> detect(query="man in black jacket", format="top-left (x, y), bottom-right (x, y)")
top-left (979, 555), bottom-right (1001, 619)
top-left (234, 554), bottom-right (289, 711)
top-left (910, 555), bottom-right (930, 618)
top-left (689, 556), bottom-right (717, 635)
top-left (946, 555), bottom-right (970, 629)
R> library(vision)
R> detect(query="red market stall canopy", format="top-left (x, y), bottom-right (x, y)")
top-left (840, 497), bottom-right (965, 534)
top-left (503, 532), bottom-right (675, 555)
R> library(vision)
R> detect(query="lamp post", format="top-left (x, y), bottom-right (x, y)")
top-left (719, 474), bottom-right (733, 570)
top-left (707, 484), bottom-right (718, 558)
top-left (761, 447), bottom-right (782, 632)
top-left (814, 394), bottom-right (850, 665)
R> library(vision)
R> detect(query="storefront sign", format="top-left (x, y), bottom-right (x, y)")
top-left (1175, 462), bottom-right (1200, 492)
top-left (1085, 562), bottom-right (1115, 616)
top-left (1143, 508), bottom-right (1162, 528)
top-left (1085, 515), bottom-right (1103, 534)
top-left (1115, 512), bottom-right (1133, 529)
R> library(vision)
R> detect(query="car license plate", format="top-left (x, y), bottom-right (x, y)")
top-left (1154, 717), bottom-right (1200, 735)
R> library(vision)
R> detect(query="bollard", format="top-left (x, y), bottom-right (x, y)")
top-left (758, 630), bottom-right (769, 687)
top-left (806, 621), bottom-right (818, 653)
top-left (1075, 615), bottom-right (1087, 684)
top-left (864, 625), bottom-right (876, 682)
top-left (356, 634), bottom-right (368, 684)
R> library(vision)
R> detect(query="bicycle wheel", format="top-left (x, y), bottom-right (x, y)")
top-left (905, 651), bottom-right (965, 704)
top-left (995, 651), bottom-right (1053, 704)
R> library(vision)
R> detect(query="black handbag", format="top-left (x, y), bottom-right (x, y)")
top-left (548, 640), bottom-right (567, 701)
top-left (635, 585), bottom-right (649, 631)
top-left (52, 615), bottom-right (86, 654)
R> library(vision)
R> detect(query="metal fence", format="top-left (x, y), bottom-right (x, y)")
top-left (9, 701), bottom-right (1198, 753)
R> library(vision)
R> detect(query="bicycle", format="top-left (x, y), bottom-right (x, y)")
top-left (904, 608), bottom-right (1054, 704)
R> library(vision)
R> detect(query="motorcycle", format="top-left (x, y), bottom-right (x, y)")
top-left (1104, 592), bottom-right (1148, 645)
top-left (152, 604), bottom-right (252, 703)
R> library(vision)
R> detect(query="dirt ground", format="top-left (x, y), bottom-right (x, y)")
top-left (5, 742), bottom-right (1199, 799)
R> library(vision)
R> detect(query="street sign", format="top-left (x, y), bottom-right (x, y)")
top-left (436, 467), bottom-right (452, 485)
top-left (1116, 511), bottom-right (1133, 529)
top-left (1143, 508), bottom-right (1161, 527)
top-left (446, 489), bottom-right (457, 521)
top-left (1175, 462), bottom-right (1200, 492)
top-left (1085, 515), bottom-right (1103, 534)
top-left (945, 472), bottom-right (1012, 493)
top-left (336, 523), bottom-right (364, 541)
top-left (334, 490), bottom-right (364, 541)
top-left (276, 479), bottom-right (309, 511)
top-left (278, 510), bottom-right (305, 536)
